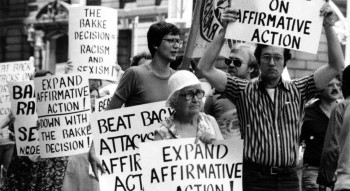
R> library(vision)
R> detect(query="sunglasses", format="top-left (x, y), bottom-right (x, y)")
top-left (224, 58), bottom-right (242, 68)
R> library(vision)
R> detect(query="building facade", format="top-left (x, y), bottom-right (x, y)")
top-left (0, 0), bottom-right (347, 78)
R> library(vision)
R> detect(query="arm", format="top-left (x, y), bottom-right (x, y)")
top-left (1, 112), bottom-right (14, 129)
top-left (197, 9), bottom-right (238, 92)
top-left (314, 3), bottom-right (344, 90)
top-left (106, 68), bottom-right (136, 110)
top-left (106, 94), bottom-right (124, 110)
top-left (88, 141), bottom-right (106, 180)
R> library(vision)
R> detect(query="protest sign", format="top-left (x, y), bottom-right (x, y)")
top-left (91, 101), bottom-right (174, 191)
top-left (34, 74), bottom-right (91, 158)
top-left (184, 0), bottom-right (232, 60)
top-left (69, 6), bottom-right (119, 81)
top-left (8, 81), bottom-right (40, 156)
top-left (0, 83), bottom-right (10, 122)
top-left (225, 0), bottom-right (324, 54)
top-left (94, 94), bottom-right (113, 113)
top-left (139, 138), bottom-right (243, 191)
top-left (0, 60), bottom-right (34, 122)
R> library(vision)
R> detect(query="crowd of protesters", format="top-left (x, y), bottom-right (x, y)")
top-left (0, 1), bottom-right (350, 191)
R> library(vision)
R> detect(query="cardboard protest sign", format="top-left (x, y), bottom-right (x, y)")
top-left (0, 60), bottom-right (34, 122)
top-left (90, 101), bottom-right (173, 191)
top-left (94, 94), bottom-right (113, 113)
top-left (139, 138), bottom-right (243, 191)
top-left (0, 83), bottom-right (10, 122)
top-left (184, 0), bottom-right (232, 59)
top-left (8, 81), bottom-right (40, 156)
top-left (225, 0), bottom-right (324, 54)
top-left (69, 6), bottom-right (119, 81)
top-left (34, 74), bottom-right (91, 158)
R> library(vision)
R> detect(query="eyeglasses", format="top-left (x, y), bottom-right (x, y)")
top-left (224, 58), bottom-right (242, 68)
top-left (260, 55), bottom-right (284, 64)
top-left (180, 89), bottom-right (205, 100)
top-left (162, 38), bottom-right (183, 48)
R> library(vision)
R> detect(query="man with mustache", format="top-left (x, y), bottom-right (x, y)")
top-left (318, 65), bottom-right (350, 190)
top-left (300, 75), bottom-right (342, 190)
top-left (204, 43), bottom-right (259, 140)
top-left (197, 3), bottom-right (344, 190)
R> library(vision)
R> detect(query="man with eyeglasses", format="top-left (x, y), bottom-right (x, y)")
top-left (89, 21), bottom-right (182, 178)
top-left (198, 3), bottom-right (344, 191)
top-left (204, 43), bottom-right (259, 140)
top-left (106, 21), bottom-right (182, 109)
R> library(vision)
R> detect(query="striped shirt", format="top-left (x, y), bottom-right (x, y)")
top-left (224, 75), bottom-right (317, 167)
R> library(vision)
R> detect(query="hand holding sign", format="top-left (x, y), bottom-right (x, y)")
top-left (196, 129), bottom-right (216, 144)
top-left (88, 141), bottom-right (106, 180)
top-left (221, 8), bottom-right (240, 29)
top-left (320, 2), bottom-right (335, 28)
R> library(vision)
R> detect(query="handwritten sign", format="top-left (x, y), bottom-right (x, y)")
top-left (225, 0), bottom-right (324, 53)
top-left (91, 101), bottom-right (173, 191)
top-left (185, 0), bottom-right (233, 59)
top-left (69, 6), bottom-right (119, 81)
top-left (8, 81), bottom-right (40, 156)
top-left (0, 60), bottom-right (34, 122)
top-left (139, 138), bottom-right (243, 191)
top-left (94, 94), bottom-right (113, 112)
top-left (34, 74), bottom-right (91, 158)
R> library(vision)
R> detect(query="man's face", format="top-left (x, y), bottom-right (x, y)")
top-left (157, 34), bottom-right (181, 62)
top-left (227, 49), bottom-right (251, 79)
top-left (259, 46), bottom-right (285, 82)
top-left (320, 78), bottom-right (342, 102)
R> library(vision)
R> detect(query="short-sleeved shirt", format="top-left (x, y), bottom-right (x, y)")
top-left (224, 75), bottom-right (317, 167)
top-left (114, 63), bottom-right (175, 107)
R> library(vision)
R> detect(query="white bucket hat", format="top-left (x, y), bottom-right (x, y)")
top-left (166, 70), bottom-right (201, 106)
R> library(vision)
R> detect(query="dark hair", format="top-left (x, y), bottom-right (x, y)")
top-left (130, 52), bottom-right (152, 67)
top-left (254, 44), bottom-right (292, 67)
top-left (88, 79), bottom-right (102, 90)
top-left (342, 65), bottom-right (350, 98)
top-left (34, 70), bottom-right (52, 78)
top-left (147, 21), bottom-right (180, 58)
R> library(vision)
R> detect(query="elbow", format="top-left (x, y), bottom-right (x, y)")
top-left (334, 61), bottom-right (345, 72)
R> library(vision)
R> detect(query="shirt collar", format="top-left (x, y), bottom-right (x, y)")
top-left (257, 76), bottom-right (290, 91)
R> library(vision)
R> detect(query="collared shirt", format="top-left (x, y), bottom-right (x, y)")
top-left (224, 75), bottom-right (317, 167)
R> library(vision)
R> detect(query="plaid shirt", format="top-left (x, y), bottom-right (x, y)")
top-left (225, 75), bottom-right (317, 167)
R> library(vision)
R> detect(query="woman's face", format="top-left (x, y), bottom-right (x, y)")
top-left (174, 84), bottom-right (204, 116)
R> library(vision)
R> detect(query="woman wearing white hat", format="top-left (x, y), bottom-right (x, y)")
top-left (154, 70), bottom-right (223, 143)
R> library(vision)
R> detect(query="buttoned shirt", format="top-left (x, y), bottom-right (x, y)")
top-left (224, 75), bottom-right (317, 167)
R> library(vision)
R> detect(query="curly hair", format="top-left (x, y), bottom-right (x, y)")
top-left (130, 52), bottom-right (151, 67)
